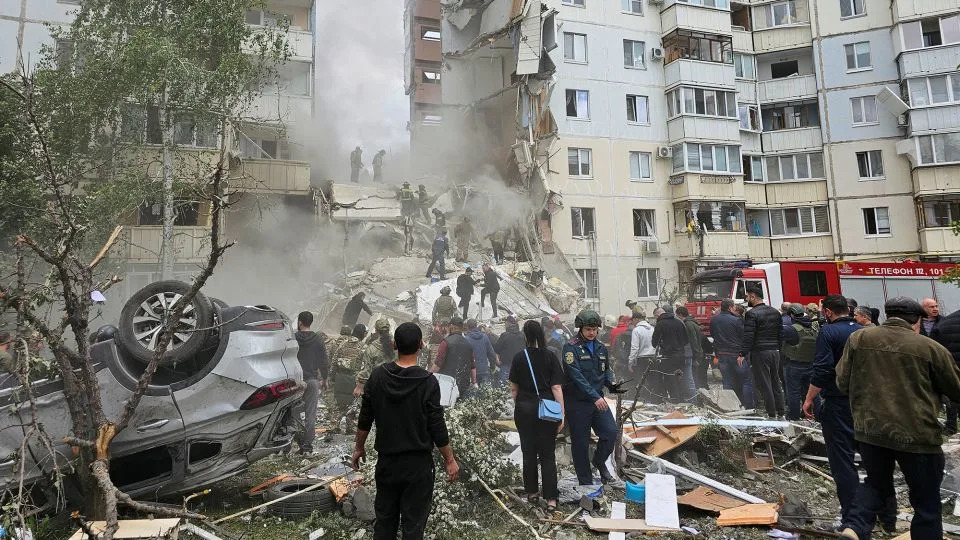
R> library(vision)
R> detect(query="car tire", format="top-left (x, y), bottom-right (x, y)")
top-left (117, 280), bottom-right (214, 366)
top-left (263, 479), bottom-right (337, 518)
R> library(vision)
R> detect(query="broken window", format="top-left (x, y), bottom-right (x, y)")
top-left (629, 151), bottom-right (652, 181)
top-left (637, 268), bottom-right (659, 298)
top-left (765, 1), bottom-right (800, 27)
top-left (770, 60), bottom-right (799, 79)
top-left (663, 30), bottom-right (732, 64)
top-left (421, 27), bottom-right (440, 41)
top-left (761, 101), bottom-right (820, 130)
top-left (568, 147), bottom-right (592, 177)
top-left (577, 269), bottom-right (600, 299)
top-left (563, 32), bottom-right (587, 62)
top-left (138, 200), bottom-right (201, 226)
top-left (923, 199), bottom-right (960, 227)
top-left (565, 89), bottom-right (590, 119)
top-left (863, 207), bottom-right (890, 235)
top-left (245, 9), bottom-right (292, 28)
top-left (633, 209), bottom-right (656, 237)
top-left (571, 207), bottom-right (595, 237)
top-left (856, 150), bottom-right (883, 179)
top-left (623, 39), bottom-right (645, 69)
top-left (626, 95), bottom-right (649, 123)
top-left (739, 104), bottom-right (760, 130)
top-left (421, 70), bottom-right (440, 83)
top-left (744, 155), bottom-right (764, 182)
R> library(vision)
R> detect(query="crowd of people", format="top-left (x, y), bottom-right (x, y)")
top-left (294, 285), bottom-right (960, 540)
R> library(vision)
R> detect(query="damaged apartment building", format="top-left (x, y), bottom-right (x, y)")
top-left (406, 0), bottom-right (960, 315)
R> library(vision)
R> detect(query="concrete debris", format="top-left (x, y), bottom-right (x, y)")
top-left (351, 487), bottom-right (376, 522)
top-left (697, 387), bottom-right (743, 413)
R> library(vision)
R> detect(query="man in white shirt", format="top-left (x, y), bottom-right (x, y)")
top-left (628, 310), bottom-right (659, 402)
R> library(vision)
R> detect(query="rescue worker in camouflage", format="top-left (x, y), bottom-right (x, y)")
top-left (325, 325), bottom-right (366, 432)
top-left (432, 286), bottom-right (458, 326)
top-left (454, 217), bottom-right (472, 262)
top-left (356, 319), bottom-right (397, 396)
top-left (418, 184), bottom-right (431, 223)
top-left (562, 310), bottom-right (625, 486)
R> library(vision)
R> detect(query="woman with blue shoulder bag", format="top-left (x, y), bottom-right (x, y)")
top-left (508, 320), bottom-right (565, 512)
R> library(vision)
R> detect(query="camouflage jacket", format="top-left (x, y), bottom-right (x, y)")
top-left (432, 295), bottom-right (457, 324)
top-left (327, 335), bottom-right (364, 376)
top-left (358, 339), bottom-right (396, 383)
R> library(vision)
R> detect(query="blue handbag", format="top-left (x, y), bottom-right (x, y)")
top-left (525, 349), bottom-right (563, 423)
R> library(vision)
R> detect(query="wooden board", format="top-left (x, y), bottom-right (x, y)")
top-left (716, 503), bottom-right (780, 526)
top-left (584, 517), bottom-right (678, 533)
top-left (644, 473), bottom-right (680, 530)
top-left (69, 518), bottom-right (181, 540)
top-left (623, 411), bottom-right (699, 457)
top-left (677, 486), bottom-right (744, 513)
top-left (246, 473), bottom-right (296, 495)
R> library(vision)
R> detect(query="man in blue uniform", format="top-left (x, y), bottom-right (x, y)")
top-left (563, 310), bottom-right (625, 486)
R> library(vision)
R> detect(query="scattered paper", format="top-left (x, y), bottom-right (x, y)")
top-left (644, 473), bottom-right (680, 530)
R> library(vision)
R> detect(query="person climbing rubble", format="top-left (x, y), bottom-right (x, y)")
top-left (425, 229), bottom-right (449, 279)
top-left (488, 230), bottom-right (505, 264)
top-left (479, 263), bottom-right (500, 319)
top-left (562, 310), bottom-right (625, 486)
top-left (402, 215), bottom-right (414, 254)
top-left (342, 291), bottom-right (373, 329)
top-left (418, 184), bottom-right (431, 223)
top-left (431, 316), bottom-right (475, 397)
top-left (350, 146), bottom-right (363, 183)
top-left (399, 181), bottom-right (417, 218)
top-left (453, 217), bottom-right (472, 262)
top-left (372, 149), bottom-right (386, 183)
top-left (325, 325), bottom-right (365, 433)
top-left (432, 208), bottom-right (446, 231)
top-left (432, 286), bottom-right (457, 327)
top-left (356, 319), bottom-right (397, 398)
top-left (456, 266), bottom-right (476, 320)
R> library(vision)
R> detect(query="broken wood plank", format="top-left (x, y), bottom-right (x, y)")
top-left (645, 473), bottom-right (680, 529)
top-left (329, 478), bottom-right (351, 502)
top-left (677, 486), bottom-right (744, 513)
top-left (69, 518), bottom-right (181, 540)
top-left (246, 473), bottom-right (297, 495)
top-left (627, 450), bottom-right (765, 504)
top-left (796, 461), bottom-right (835, 483)
top-left (716, 503), bottom-right (780, 526)
top-left (655, 424), bottom-right (681, 442)
top-left (631, 417), bottom-right (790, 429)
top-left (623, 411), bottom-right (699, 456)
top-left (584, 517), bottom-right (678, 533)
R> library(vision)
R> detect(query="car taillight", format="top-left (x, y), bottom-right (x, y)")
top-left (247, 320), bottom-right (285, 331)
top-left (240, 379), bottom-right (302, 410)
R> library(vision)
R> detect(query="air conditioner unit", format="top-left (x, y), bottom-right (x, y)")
top-left (650, 47), bottom-right (665, 61)
top-left (896, 114), bottom-right (908, 128)
top-left (643, 240), bottom-right (660, 254)
top-left (657, 146), bottom-right (673, 159)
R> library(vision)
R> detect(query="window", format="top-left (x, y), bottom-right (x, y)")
top-left (763, 153), bottom-right (824, 182)
top-left (564, 32), bottom-right (587, 63)
top-left (626, 95), bottom-right (649, 123)
top-left (173, 114), bottom-right (219, 148)
top-left (677, 202), bottom-right (745, 232)
top-left (663, 29), bottom-right (733, 64)
top-left (754, 206), bottom-right (830, 236)
top-left (734, 53), bottom-right (755, 79)
top-left (623, 39), bottom-right (646, 69)
top-left (571, 208), bottom-right (596, 237)
top-left (744, 155), bottom-right (764, 182)
top-left (844, 41), bottom-right (871, 71)
top-left (622, 0), bottom-right (643, 15)
top-left (562, 0), bottom-right (586, 6)
top-left (421, 70), bottom-right (440, 84)
top-left (633, 209), bottom-right (656, 237)
top-left (863, 207), bottom-right (891, 235)
top-left (677, 0), bottom-right (731, 7)
top-left (761, 102), bottom-right (820, 131)
top-left (565, 89), bottom-right (590, 119)
top-left (120, 106), bottom-right (218, 148)
top-left (917, 133), bottom-right (960, 165)
top-left (683, 144), bottom-right (742, 174)
top-left (770, 60), bottom-right (799, 79)
top-left (856, 150), bottom-right (883, 179)
top-left (839, 0), bottom-right (864, 18)
top-left (246, 9), bottom-right (292, 27)
top-left (667, 88), bottom-right (737, 118)
top-left (568, 148), bottom-right (592, 177)
top-left (577, 269), bottom-right (600, 300)
top-left (55, 39), bottom-right (75, 70)
top-left (901, 15), bottom-right (960, 50)
top-left (765, 1), bottom-right (799, 27)
top-left (906, 74), bottom-right (960, 106)
top-left (850, 96), bottom-right (877, 125)
top-left (738, 104), bottom-right (760, 130)
top-left (798, 271), bottom-right (829, 296)
top-left (629, 152), bottom-right (652, 181)
top-left (421, 27), bottom-right (440, 41)
top-left (139, 200), bottom-right (200, 226)
top-left (637, 268), bottom-right (660, 298)
top-left (923, 200), bottom-right (960, 227)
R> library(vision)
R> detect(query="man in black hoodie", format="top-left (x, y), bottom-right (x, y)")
top-left (456, 267), bottom-right (476, 320)
top-left (651, 306), bottom-right (690, 403)
top-left (295, 312), bottom-right (329, 455)
top-left (353, 322), bottom-right (459, 540)
top-left (342, 292), bottom-right (373, 328)
top-left (479, 263), bottom-right (500, 318)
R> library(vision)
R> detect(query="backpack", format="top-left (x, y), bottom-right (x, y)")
top-left (783, 322), bottom-right (818, 363)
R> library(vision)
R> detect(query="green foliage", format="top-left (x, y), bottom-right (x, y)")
top-left (942, 220), bottom-right (960, 288)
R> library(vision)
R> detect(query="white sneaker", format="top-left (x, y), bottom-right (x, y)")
top-left (840, 528), bottom-right (859, 540)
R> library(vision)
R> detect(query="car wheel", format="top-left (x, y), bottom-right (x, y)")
top-left (210, 297), bottom-right (229, 309)
top-left (263, 479), bottom-right (336, 518)
top-left (117, 280), bottom-right (214, 366)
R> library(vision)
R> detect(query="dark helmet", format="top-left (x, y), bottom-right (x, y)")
top-left (352, 323), bottom-right (367, 340)
top-left (440, 286), bottom-right (451, 295)
top-left (432, 208), bottom-right (442, 215)
top-left (787, 304), bottom-right (805, 317)
top-left (575, 310), bottom-right (602, 329)
top-left (340, 325), bottom-right (352, 336)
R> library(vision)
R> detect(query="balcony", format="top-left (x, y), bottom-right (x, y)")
top-left (736, 79), bottom-right (757, 102)
top-left (415, 38), bottom-right (441, 63)
top-left (665, 59), bottom-right (736, 90)
top-left (732, 28), bottom-right (753, 53)
top-left (753, 25), bottom-right (813, 54)
top-left (920, 227), bottom-right (959, 255)
top-left (674, 231), bottom-right (750, 260)
top-left (667, 116), bottom-right (742, 144)
top-left (246, 28), bottom-right (312, 61)
top-left (231, 158), bottom-right (311, 194)
top-left (661, 3), bottom-right (733, 36)
top-left (414, 0), bottom-right (441, 19)
top-left (671, 173), bottom-right (746, 202)
top-left (749, 237), bottom-right (772, 259)
top-left (122, 226), bottom-right (211, 264)
top-left (757, 74), bottom-right (817, 104)
top-left (899, 43), bottom-right (960, 79)
top-left (246, 92), bottom-right (312, 125)
top-left (764, 180), bottom-right (828, 205)
top-left (770, 234), bottom-right (834, 259)
top-left (893, 0), bottom-right (960, 24)
top-left (745, 182), bottom-right (766, 205)
top-left (762, 127), bottom-right (822, 153)
top-left (740, 131), bottom-right (761, 153)
top-left (414, 82), bottom-right (441, 105)
top-left (913, 164), bottom-right (960, 196)
top-left (908, 104), bottom-right (960, 136)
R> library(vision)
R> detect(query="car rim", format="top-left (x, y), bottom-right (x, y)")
top-left (131, 292), bottom-right (198, 351)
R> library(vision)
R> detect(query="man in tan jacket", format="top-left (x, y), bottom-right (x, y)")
top-left (837, 297), bottom-right (960, 540)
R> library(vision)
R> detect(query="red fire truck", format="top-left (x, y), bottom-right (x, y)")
top-left (685, 260), bottom-right (960, 328)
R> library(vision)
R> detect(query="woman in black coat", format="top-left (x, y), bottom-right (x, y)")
top-left (508, 320), bottom-right (565, 511)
